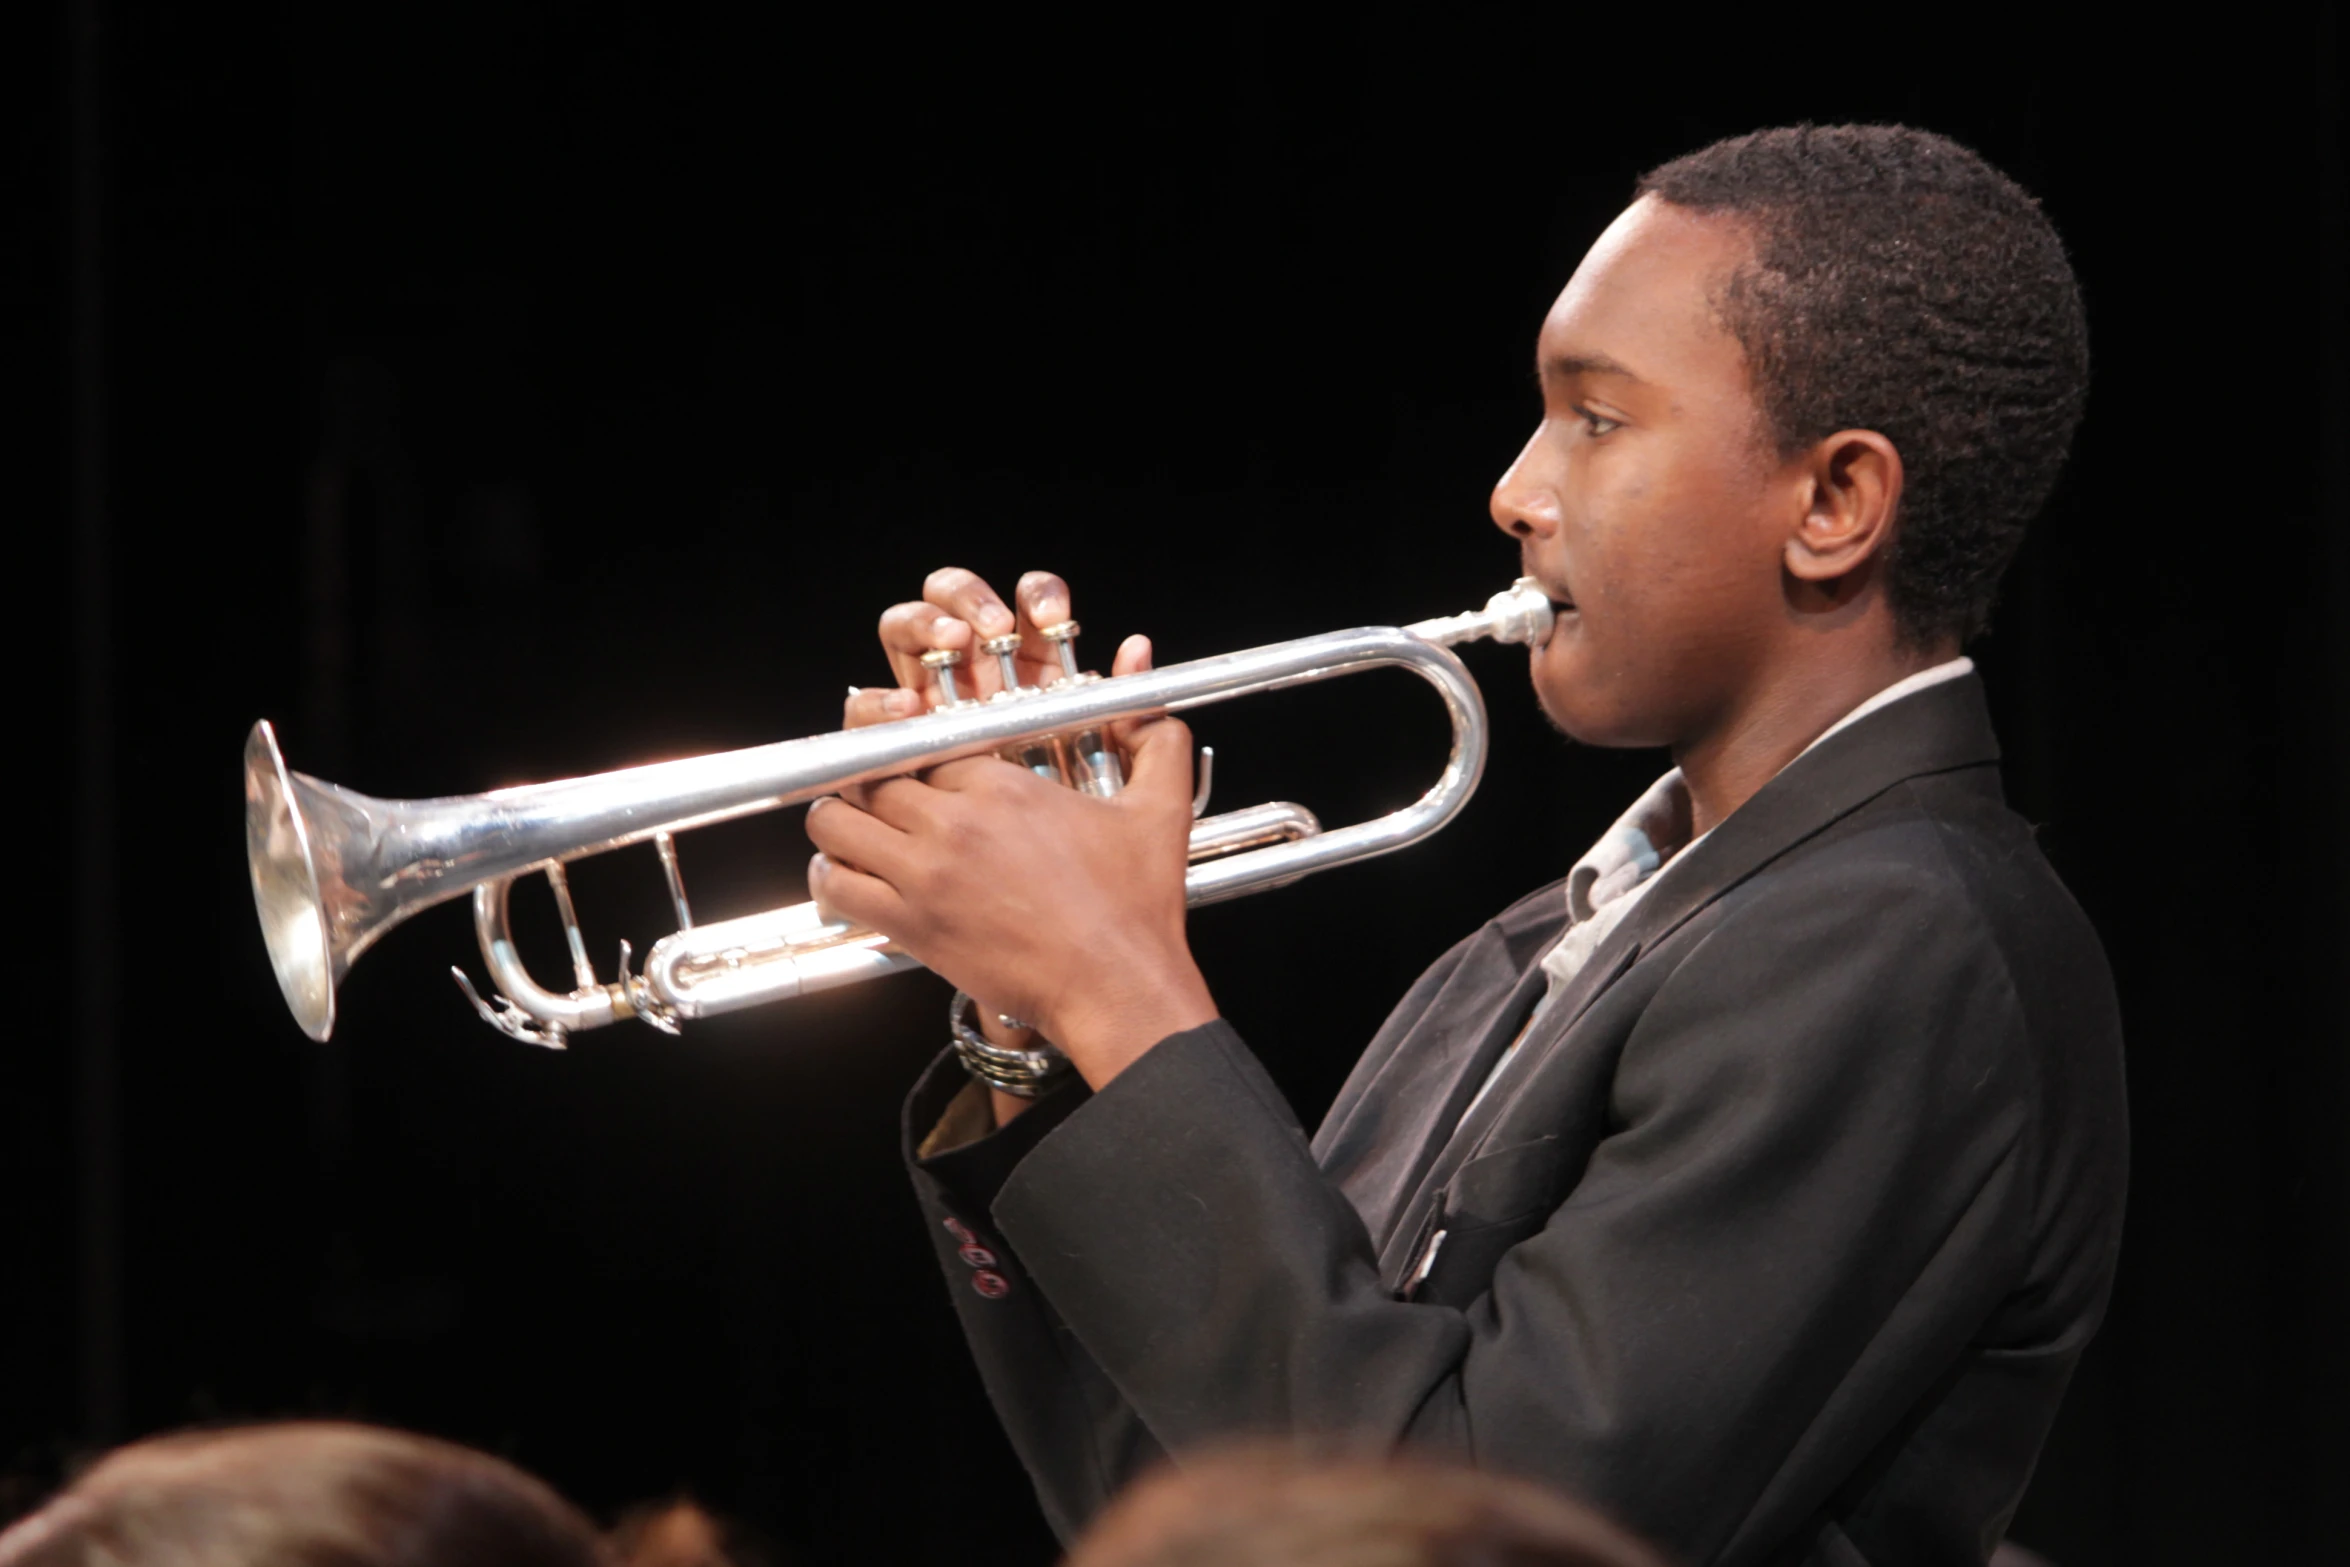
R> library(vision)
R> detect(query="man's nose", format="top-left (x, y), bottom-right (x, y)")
top-left (1489, 430), bottom-right (1558, 541)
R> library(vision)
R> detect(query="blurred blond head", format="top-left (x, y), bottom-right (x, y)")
top-left (1066, 1447), bottom-right (1669, 1567)
top-left (0, 1422), bottom-right (744, 1567)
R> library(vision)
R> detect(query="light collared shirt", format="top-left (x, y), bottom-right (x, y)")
top-left (1453, 657), bottom-right (1976, 1130)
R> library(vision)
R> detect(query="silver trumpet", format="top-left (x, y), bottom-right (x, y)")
top-left (245, 580), bottom-right (1554, 1046)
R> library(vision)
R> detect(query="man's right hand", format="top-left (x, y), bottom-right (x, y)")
top-left (837, 567), bottom-right (1152, 1130)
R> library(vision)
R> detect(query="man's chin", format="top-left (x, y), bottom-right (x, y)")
top-left (1537, 704), bottom-right (1642, 749)
top-left (1529, 656), bottom-right (1660, 751)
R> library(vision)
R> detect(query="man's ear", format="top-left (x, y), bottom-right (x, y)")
top-left (1785, 429), bottom-right (1903, 587)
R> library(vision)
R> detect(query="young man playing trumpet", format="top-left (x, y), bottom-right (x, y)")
top-left (806, 125), bottom-right (2126, 1567)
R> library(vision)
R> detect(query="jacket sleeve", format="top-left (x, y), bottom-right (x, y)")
top-left (986, 855), bottom-right (2038, 1564)
top-left (900, 914), bottom-right (1504, 1542)
top-left (902, 1050), bottom-right (1166, 1541)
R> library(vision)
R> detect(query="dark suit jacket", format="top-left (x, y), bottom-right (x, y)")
top-left (905, 675), bottom-right (2128, 1567)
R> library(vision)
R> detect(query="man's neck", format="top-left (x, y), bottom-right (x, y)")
top-left (1673, 637), bottom-right (1961, 837)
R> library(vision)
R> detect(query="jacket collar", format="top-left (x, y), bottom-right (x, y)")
top-left (1607, 670), bottom-right (2003, 971)
top-left (1387, 672), bottom-right (2008, 1257)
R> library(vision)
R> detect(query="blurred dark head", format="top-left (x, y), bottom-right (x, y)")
top-left (0, 1423), bottom-right (609, 1567)
top-left (1062, 1448), bottom-right (1671, 1567)
top-left (1637, 123), bottom-right (2090, 646)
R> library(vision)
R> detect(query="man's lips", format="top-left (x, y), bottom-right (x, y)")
top-left (1531, 590), bottom-right (1575, 652)
top-left (1520, 563), bottom-right (1574, 617)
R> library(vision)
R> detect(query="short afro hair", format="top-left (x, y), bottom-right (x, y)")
top-left (1636, 124), bottom-right (2089, 646)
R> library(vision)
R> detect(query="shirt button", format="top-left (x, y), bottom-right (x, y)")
top-left (957, 1243), bottom-right (998, 1269)
top-left (943, 1217), bottom-right (975, 1245)
top-left (971, 1270), bottom-right (1010, 1299)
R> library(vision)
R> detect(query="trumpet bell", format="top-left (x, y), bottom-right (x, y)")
top-left (245, 719), bottom-right (422, 1042)
top-left (245, 720), bottom-right (337, 1041)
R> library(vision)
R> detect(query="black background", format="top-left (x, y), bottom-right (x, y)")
top-left (20, 9), bottom-right (2345, 1565)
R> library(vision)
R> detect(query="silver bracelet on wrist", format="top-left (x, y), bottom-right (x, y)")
top-left (948, 990), bottom-right (1073, 1098)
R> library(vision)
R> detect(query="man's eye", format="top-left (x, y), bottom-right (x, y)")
top-left (1576, 408), bottom-right (1622, 437)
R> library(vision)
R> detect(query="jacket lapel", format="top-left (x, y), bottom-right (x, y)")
top-left (1321, 899), bottom-right (1565, 1262)
top-left (1374, 934), bottom-right (1642, 1289)
top-left (1361, 951), bottom-right (1555, 1282)
top-left (1369, 675), bottom-right (2007, 1290)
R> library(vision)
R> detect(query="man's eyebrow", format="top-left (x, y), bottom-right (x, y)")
top-left (1539, 352), bottom-right (1643, 383)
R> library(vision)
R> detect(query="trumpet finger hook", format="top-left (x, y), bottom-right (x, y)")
top-left (451, 966), bottom-right (570, 1049)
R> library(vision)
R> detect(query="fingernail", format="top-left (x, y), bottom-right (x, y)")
top-left (808, 851), bottom-right (832, 882)
top-left (1038, 594), bottom-right (1069, 624)
top-left (887, 688), bottom-right (921, 715)
top-left (846, 685), bottom-right (863, 700)
top-left (980, 603), bottom-right (1014, 635)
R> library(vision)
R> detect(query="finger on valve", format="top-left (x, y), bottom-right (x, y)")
top-left (924, 568), bottom-right (1023, 699)
top-left (1011, 571), bottom-right (1075, 688)
top-left (877, 600), bottom-right (974, 699)
top-left (925, 566), bottom-right (1019, 639)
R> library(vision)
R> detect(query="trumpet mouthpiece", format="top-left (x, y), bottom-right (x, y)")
top-left (1406, 578), bottom-right (1555, 650)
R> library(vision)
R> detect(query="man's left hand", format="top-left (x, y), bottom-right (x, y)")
top-left (805, 706), bottom-right (1219, 1090)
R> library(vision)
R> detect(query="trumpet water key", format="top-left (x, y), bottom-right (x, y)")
top-left (244, 580), bottom-right (1555, 1046)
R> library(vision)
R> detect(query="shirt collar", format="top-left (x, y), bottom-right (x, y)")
top-left (1565, 767), bottom-right (1692, 923)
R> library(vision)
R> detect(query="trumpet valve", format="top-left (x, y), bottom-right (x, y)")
top-left (920, 646), bottom-right (969, 706)
top-left (1037, 620), bottom-right (1084, 685)
top-left (978, 632), bottom-right (1025, 696)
